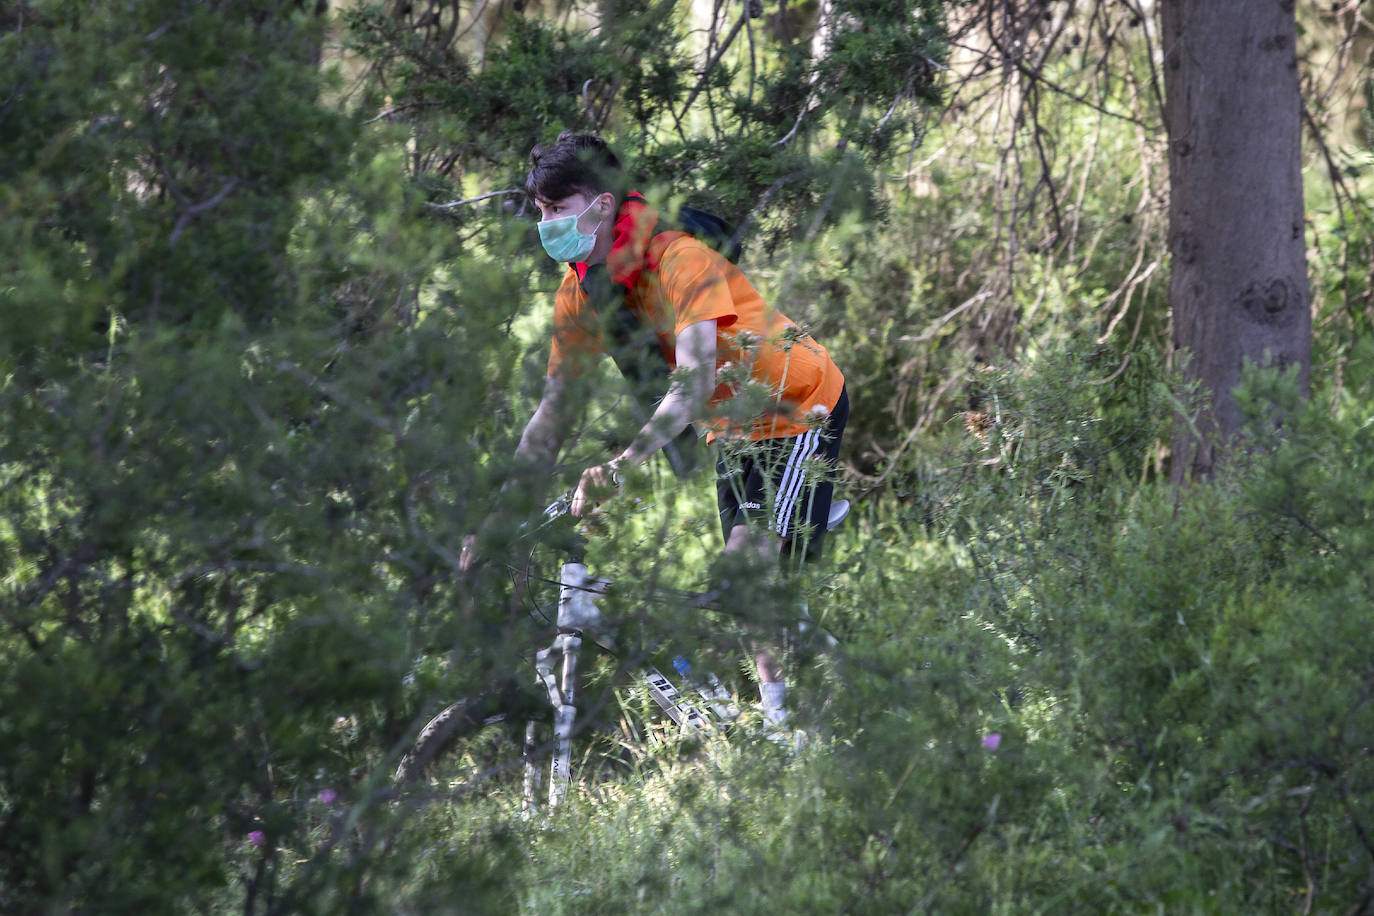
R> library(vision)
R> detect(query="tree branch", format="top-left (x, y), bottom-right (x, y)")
top-left (676, 4), bottom-right (751, 123)
top-left (423, 188), bottom-right (523, 210)
top-left (169, 178), bottom-right (241, 247)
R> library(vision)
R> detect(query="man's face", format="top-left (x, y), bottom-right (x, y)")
top-left (534, 190), bottom-right (613, 264)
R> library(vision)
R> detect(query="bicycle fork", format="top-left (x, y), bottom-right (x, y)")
top-left (523, 562), bottom-right (738, 816)
top-left (530, 630), bottom-right (580, 811)
top-left (524, 562), bottom-right (607, 815)
top-left (525, 646), bottom-right (733, 816)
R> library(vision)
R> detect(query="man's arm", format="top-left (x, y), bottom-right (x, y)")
top-left (508, 375), bottom-right (572, 497)
top-left (461, 376), bottom-right (572, 572)
top-left (616, 318), bottom-right (717, 465)
top-left (571, 319), bottom-right (716, 516)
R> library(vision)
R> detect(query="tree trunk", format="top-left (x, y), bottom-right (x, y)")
top-left (1161, 0), bottom-right (1311, 484)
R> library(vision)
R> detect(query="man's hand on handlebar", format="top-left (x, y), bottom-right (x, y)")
top-left (571, 459), bottom-right (622, 518)
top-left (458, 533), bottom-right (478, 575)
top-left (459, 462), bottom-right (622, 578)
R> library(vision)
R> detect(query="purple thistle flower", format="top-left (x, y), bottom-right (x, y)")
top-left (248, 830), bottom-right (266, 847)
top-left (317, 788), bottom-right (338, 805)
top-left (982, 733), bottom-right (1002, 751)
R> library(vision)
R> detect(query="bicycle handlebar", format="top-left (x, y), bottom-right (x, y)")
top-left (542, 492), bottom-right (576, 522)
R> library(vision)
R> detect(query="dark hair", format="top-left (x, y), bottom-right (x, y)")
top-left (525, 132), bottom-right (624, 204)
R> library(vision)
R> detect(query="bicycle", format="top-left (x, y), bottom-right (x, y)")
top-left (395, 493), bottom-right (851, 815)
top-left (521, 492), bottom-right (850, 814)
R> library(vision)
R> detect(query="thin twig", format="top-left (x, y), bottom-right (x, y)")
top-left (676, 5), bottom-right (751, 122)
top-left (362, 102), bottom-right (440, 125)
top-left (172, 559), bottom-right (329, 586)
top-left (169, 178), bottom-right (241, 246)
top-left (772, 102), bottom-right (811, 148)
top-left (912, 822), bottom-right (987, 913)
top-left (944, 36), bottom-right (1155, 128)
top-left (895, 291), bottom-right (993, 345)
top-left (424, 189), bottom-right (524, 210)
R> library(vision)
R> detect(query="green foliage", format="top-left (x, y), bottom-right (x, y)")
top-left (344, 0), bottom-right (944, 247)
top-left (0, 2), bottom-right (538, 909)
top-left (911, 350), bottom-right (1374, 909)
top-left (4, 1), bottom-right (1374, 913)
top-left (395, 348), bottom-right (1372, 913)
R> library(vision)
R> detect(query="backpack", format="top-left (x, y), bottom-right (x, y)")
top-left (673, 205), bottom-right (744, 264)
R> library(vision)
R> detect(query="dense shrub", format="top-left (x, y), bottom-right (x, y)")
top-left (3, 1), bottom-right (1372, 912)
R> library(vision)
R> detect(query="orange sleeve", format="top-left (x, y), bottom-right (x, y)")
top-left (546, 270), bottom-right (603, 380)
top-left (656, 239), bottom-right (739, 335)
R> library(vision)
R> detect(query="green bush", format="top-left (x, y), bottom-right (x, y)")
top-left (4, 1), bottom-right (1372, 912)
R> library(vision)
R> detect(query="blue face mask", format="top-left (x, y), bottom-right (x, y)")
top-left (538, 196), bottom-right (607, 263)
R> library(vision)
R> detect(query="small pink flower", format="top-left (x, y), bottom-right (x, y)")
top-left (317, 789), bottom-right (338, 805)
top-left (248, 830), bottom-right (266, 847)
top-left (982, 733), bottom-right (1002, 751)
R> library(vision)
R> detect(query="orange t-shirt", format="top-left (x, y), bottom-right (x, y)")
top-left (546, 236), bottom-right (844, 441)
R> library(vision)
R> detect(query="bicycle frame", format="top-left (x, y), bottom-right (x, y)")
top-left (522, 498), bottom-right (849, 815)
top-left (524, 560), bottom-right (730, 815)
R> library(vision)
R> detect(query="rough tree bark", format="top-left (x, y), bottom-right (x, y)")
top-left (1162, 0), bottom-right (1311, 483)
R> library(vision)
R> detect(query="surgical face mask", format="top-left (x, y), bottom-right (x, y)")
top-left (537, 195), bottom-right (607, 263)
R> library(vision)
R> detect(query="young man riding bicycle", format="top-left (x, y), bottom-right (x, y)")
top-left (505, 131), bottom-right (849, 731)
